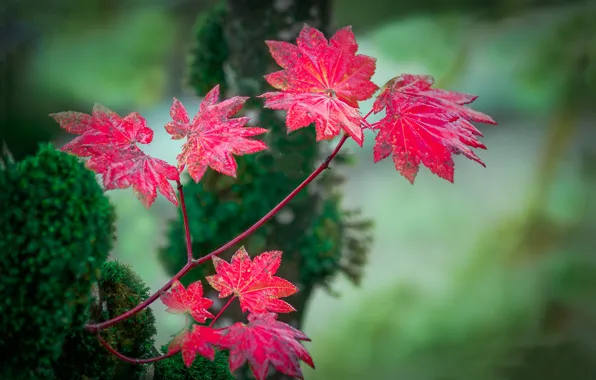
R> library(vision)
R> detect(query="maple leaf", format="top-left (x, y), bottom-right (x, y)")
top-left (50, 104), bottom-right (179, 208)
top-left (160, 280), bottom-right (215, 323)
top-left (168, 325), bottom-right (222, 367)
top-left (205, 247), bottom-right (298, 314)
top-left (164, 85), bottom-right (268, 183)
top-left (259, 24), bottom-right (378, 146)
top-left (218, 312), bottom-right (314, 380)
top-left (371, 74), bottom-right (497, 183)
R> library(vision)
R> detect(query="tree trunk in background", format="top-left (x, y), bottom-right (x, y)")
top-left (161, 1), bottom-right (371, 377)
top-left (224, 1), bottom-right (330, 379)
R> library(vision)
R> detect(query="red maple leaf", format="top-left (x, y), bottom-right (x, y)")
top-left (160, 280), bottom-right (214, 323)
top-left (218, 312), bottom-right (314, 380)
top-left (50, 105), bottom-right (179, 208)
top-left (259, 24), bottom-right (378, 146)
top-left (165, 85), bottom-right (268, 183)
top-left (205, 247), bottom-right (298, 314)
top-left (371, 74), bottom-right (496, 183)
top-left (167, 325), bottom-right (222, 367)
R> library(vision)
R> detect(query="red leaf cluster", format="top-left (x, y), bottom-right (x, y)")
top-left (51, 22), bottom-right (497, 380)
top-left (160, 248), bottom-right (311, 379)
top-left (51, 105), bottom-right (180, 208)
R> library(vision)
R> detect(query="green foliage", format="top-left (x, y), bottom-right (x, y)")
top-left (153, 342), bottom-right (233, 380)
top-left (0, 144), bottom-right (115, 379)
top-left (187, 2), bottom-right (229, 97)
top-left (51, 305), bottom-right (115, 380)
top-left (99, 261), bottom-right (157, 378)
top-left (53, 260), bottom-right (158, 379)
top-left (297, 194), bottom-right (373, 287)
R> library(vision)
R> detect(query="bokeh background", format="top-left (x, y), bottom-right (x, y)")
top-left (2, 0), bottom-right (595, 379)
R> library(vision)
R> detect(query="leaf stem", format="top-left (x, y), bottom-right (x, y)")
top-left (177, 180), bottom-right (194, 261)
top-left (97, 333), bottom-right (180, 364)
top-left (209, 296), bottom-right (236, 328)
top-left (190, 133), bottom-right (349, 266)
top-left (85, 262), bottom-right (193, 332)
top-left (85, 134), bottom-right (349, 332)
top-left (362, 108), bottom-right (374, 120)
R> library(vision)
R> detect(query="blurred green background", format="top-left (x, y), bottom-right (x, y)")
top-left (1, 0), bottom-right (595, 379)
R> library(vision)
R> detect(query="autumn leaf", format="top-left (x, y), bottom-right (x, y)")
top-left (160, 280), bottom-right (214, 323)
top-left (50, 104), bottom-right (179, 208)
top-left (181, 325), bottom-right (223, 366)
top-left (217, 312), bottom-right (312, 379)
top-left (165, 85), bottom-right (268, 183)
top-left (205, 247), bottom-right (298, 313)
top-left (371, 74), bottom-right (496, 183)
top-left (259, 24), bottom-right (378, 146)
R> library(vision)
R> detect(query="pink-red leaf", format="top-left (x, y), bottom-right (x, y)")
top-left (218, 312), bottom-right (314, 380)
top-left (167, 325), bottom-right (222, 367)
top-left (371, 74), bottom-right (496, 183)
top-left (86, 147), bottom-right (179, 208)
top-left (259, 24), bottom-right (378, 146)
top-left (205, 247), bottom-right (298, 314)
top-left (160, 280), bottom-right (214, 323)
top-left (50, 104), bottom-right (179, 208)
top-left (165, 85), bottom-right (268, 183)
top-left (373, 74), bottom-right (496, 124)
top-left (182, 325), bottom-right (221, 366)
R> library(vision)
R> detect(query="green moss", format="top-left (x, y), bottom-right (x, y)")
top-left (99, 261), bottom-right (157, 379)
top-left (153, 342), bottom-right (233, 380)
top-left (297, 194), bottom-right (373, 287)
top-left (53, 261), bottom-right (158, 379)
top-left (0, 144), bottom-right (115, 379)
top-left (187, 2), bottom-right (229, 97)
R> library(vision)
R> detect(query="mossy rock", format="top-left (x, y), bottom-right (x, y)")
top-left (53, 261), bottom-right (158, 379)
top-left (0, 144), bottom-right (115, 379)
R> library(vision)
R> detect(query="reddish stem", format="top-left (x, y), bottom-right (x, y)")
top-left (85, 133), bottom-right (349, 332)
top-left (177, 180), bottom-right (193, 261)
top-left (97, 333), bottom-right (180, 364)
top-left (85, 262), bottom-right (193, 332)
top-left (191, 133), bottom-right (349, 266)
top-left (362, 108), bottom-right (375, 121)
top-left (209, 296), bottom-right (236, 328)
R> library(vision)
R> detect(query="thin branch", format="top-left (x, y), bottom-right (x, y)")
top-left (191, 134), bottom-right (349, 266)
top-left (97, 333), bottom-right (180, 364)
top-left (209, 296), bottom-right (236, 328)
top-left (177, 180), bottom-right (194, 261)
top-left (361, 108), bottom-right (374, 120)
top-left (85, 261), bottom-right (193, 332)
top-left (85, 134), bottom-right (349, 332)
